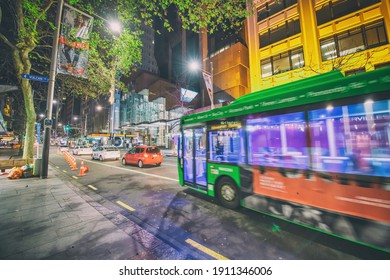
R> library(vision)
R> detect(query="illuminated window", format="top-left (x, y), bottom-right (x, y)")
top-left (247, 112), bottom-right (309, 169)
top-left (338, 28), bottom-right (365, 56)
top-left (261, 47), bottom-right (304, 77)
top-left (208, 123), bottom-right (246, 164)
top-left (320, 20), bottom-right (387, 61)
top-left (309, 100), bottom-right (390, 178)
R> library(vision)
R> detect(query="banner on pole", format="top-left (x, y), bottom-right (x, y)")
top-left (202, 72), bottom-right (213, 104)
top-left (57, 6), bottom-right (93, 78)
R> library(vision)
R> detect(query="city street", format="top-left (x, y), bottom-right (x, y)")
top-left (48, 147), bottom-right (387, 259)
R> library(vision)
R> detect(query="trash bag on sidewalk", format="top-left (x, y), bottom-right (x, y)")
top-left (7, 167), bottom-right (23, 179)
top-left (21, 163), bottom-right (33, 178)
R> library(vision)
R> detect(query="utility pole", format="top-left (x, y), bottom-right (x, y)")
top-left (41, 0), bottom-right (64, 179)
top-left (84, 113), bottom-right (88, 136)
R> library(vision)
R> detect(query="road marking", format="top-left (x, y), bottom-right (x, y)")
top-left (62, 170), bottom-right (67, 173)
top-left (81, 159), bottom-right (179, 182)
top-left (185, 239), bottom-right (229, 260)
top-left (88, 184), bottom-right (97, 191)
top-left (116, 200), bottom-right (135, 211)
top-left (56, 166), bottom-right (60, 168)
top-left (72, 176), bottom-right (78, 179)
top-left (160, 161), bottom-right (177, 167)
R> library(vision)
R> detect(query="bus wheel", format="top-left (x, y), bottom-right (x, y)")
top-left (217, 177), bottom-right (240, 209)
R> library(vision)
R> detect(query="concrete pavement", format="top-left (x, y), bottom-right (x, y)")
top-left (0, 148), bottom-right (190, 260)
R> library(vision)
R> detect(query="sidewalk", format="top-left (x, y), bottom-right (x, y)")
top-left (0, 149), bottom-right (188, 260)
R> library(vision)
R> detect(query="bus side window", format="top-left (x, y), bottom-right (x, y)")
top-left (246, 112), bottom-right (309, 170)
top-left (309, 100), bottom-right (390, 188)
top-left (209, 129), bottom-right (246, 163)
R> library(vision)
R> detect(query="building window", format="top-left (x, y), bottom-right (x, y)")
top-left (273, 52), bottom-right (290, 74)
top-left (365, 20), bottom-right (387, 48)
top-left (332, 0), bottom-right (358, 20)
top-left (316, 0), bottom-right (380, 25)
top-left (375, 62), bottom-right (390, 69)
top-left (257, 0), bottom-right (298, 22)
top-left (338, 28), bottom-right (365, 56)
top-left (261, 58), bottom-right (272, 78)
top-left (261, 47), bottom-right (304, 78)
top-left (320, 20), bottom-right (387, 61)
top-left (259, 18), bottom-right (301, 48)
top-left (345, 68), bottom-right (366, 76)
top-left (291, 48), bottom-right (304, 69)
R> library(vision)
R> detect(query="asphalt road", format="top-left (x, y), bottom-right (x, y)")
top-left (49, 148), bottom-right (389, 259)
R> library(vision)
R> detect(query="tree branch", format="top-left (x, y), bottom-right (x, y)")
top-left (31, 68), bottom-right (46, 76)
top-left (33, 0), bottom-right (55, 30)
top-left (35, 44), bottom-right (52, 49)
top-left (31, 51), bottom-right (52, 63)
top-left (0, 32), bottom-right (17, 51)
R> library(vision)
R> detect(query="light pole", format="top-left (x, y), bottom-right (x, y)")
top-left (96, 104), bottom-right (110, 133)
top-left (104, 20), bottom-right (122, 143)
top-left (84, 113), bottom-right (88, 136)
top-left (41, 0), bottom-right (64, 179)
top-left (189, 60), bottom-right (214, 109)
top-left (40, 3), bottom-right (122, 177)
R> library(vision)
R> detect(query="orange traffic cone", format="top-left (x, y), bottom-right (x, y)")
top-left (71, 156), bottom-right (77, 170)
top-left (78, 160), bottom-right (86, 176)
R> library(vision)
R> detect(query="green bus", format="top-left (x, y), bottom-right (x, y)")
top-left (178, 66), bottom-right (390, 252)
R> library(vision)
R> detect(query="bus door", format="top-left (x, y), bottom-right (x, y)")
top-left (183, 127), bottom-right (207, 191)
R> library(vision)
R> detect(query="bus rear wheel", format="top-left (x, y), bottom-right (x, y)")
top-left (216, 177), bottom-right (240, 209)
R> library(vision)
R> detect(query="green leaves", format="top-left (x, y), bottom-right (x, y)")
top-left (6, 0), bottom-right (250, 100)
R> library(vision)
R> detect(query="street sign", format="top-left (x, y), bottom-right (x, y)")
top-left (36, 123), bottom-right (41, 143)
top-left (44, 119), bottom-right (53, 127)
top-left (21, 74), bottom-right (49, 83)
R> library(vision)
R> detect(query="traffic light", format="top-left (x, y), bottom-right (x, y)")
top-left (65, 125), bottom-right (70, 132)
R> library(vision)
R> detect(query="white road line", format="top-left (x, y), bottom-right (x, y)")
top-left (160, 163), bottom-right (177, 167)
top-left (81, 159), bottom-right (179, 182)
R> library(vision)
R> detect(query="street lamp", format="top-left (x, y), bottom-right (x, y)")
top-left (96, 104), bottom-right (111, 133)
top-left (108, 20), bottom-right (122, 34)
top-left (41, 0), bottom-right (63, 178)
top-left (189, 60), bottom-right (214, 109)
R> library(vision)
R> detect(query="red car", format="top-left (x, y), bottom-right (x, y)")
top-left (121, 145), bottom-right (163, 168)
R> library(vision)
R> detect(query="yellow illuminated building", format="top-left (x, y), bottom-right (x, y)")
top-left (247, 0), bottom-right (390, 91)
top-left (200, 0), bottom-right (390, 101)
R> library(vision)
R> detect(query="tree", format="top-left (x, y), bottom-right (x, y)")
top-left (0, 0), bottom-right (250, 159)
top-left (0, 0), bottom-right (143, 159)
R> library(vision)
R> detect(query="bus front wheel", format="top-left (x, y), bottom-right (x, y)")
top-left (216, 177), bottom-right (240, 209)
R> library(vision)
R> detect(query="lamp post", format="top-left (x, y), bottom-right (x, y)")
top-left (92, 15), bottom-right (122, 133)
top-left (41, 1), bottom-right (121, 178)
top-left (96, 104), bottom-right (111, 133)
top-left (41, 0), bottom-right (64, 179)
top-left (189, 60), bottom-right (214, 109)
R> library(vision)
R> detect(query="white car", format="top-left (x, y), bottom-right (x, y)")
top-left (72, 146), bottom-right (93, 155)
top-left (59, 145), bottom-right (69, 152)
top-left (91, 146), bottom-right (120, 161)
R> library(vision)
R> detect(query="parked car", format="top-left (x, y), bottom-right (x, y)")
top-left (59, 145), bottom-right (69, 152)
top-left (91, 146), bottom-right (120, 161)
top-left (122, 145), bottom-right (163, 168)
top-left (72, 146), bottom-right (93, 155)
